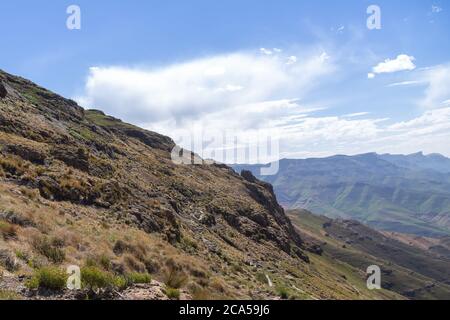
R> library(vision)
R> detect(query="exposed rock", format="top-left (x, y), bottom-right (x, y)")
top-left (122, 128), bottom-right (175, 152)
top-left (118, 281), bottom-right (191, 300)
top-left (0, 82), bottom-right (7, 98)
top-left (51, 147), bottom-right (89, 172)
top-left (241, 170), bottom-right (257, 183)
top-left (198, 213), bottom-right (216, 226)
top-left (0, 210), bottom-right (35, 227)
top-left (3, 144), bottom-right (46, 165)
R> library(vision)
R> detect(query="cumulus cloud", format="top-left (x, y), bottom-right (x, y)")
top-left (77, 49), bottom-right (334, 125)
top-left (369, 54), bottom-right (416, 78)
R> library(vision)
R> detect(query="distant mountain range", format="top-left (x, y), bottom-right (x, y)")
top-left (233, 152), bottom-right (450, 237)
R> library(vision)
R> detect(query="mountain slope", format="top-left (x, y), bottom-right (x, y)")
top-left (288, 209), bottom-right (450, 300)
top-left (233, 153), bottom-right (450, 237)
top-left (0, 69), bottom-right (405, 300)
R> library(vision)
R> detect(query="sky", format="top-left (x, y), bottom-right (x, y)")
top-left (1, 0), bottom-right (450, 163)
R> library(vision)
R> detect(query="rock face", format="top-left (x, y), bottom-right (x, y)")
top-left (0, 69), bottom-right (308, 267)
top-left (0, 82), bottom-right (7, 98)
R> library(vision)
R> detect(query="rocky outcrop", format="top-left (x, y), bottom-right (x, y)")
top-left (0, 82), bottom-right (7, 98)
top-left (121, 128), bottom-right (175, 152)
top-left (3, 144), bottom-right (46, 165)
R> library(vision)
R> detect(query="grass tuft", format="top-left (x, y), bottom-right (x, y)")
top-left (165, 287), bottom-right (180, 300)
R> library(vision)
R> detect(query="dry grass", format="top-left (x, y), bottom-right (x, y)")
top-left (0, 221), bottom-right (18, 240)
top-left (0, 155), bottom-right (27, 176)
top-left (0, 176), bottom-right (393, 300)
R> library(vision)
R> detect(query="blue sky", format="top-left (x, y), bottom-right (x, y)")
top-left (1, 0), bottom-right (450, 161)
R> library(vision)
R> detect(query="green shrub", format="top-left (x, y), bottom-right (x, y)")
top-left (99, 255), bottom-right (112, 270)
top-left (27, 267), bottom-right (67, 291)
top-left (276, 285), bottom-right (290, 300)
top-left (81, 266), bottom-right (116, 290)
top-left (113, 276), bottom-right (128, 291)
top-left (126, 272), bottom-right (152, 285)
top-left (80, 265), bottom-right (151, 290)
top-left (165, 287), bottom-right (180, 300)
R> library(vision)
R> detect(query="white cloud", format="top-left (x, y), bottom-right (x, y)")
top-left (277, 107), bottom-right (450, 159)
top-left (370, 54), bottom-right (416, 77)
top-left (77, 49), bottom-right (334, 125)
top-left (420, 65), bottom-right (450, 108)
top-left (388, 107), bottom-right (450, 131)
top-left (367, 72), bottom-right (375, 79)
top-left (147, 103), bottom-right (450, 161)
top-left (260, 48), bottom-right (273, 55)
top-left (344, 112), bottom-right (370, 118)
top-left (387, 80), bottom-right (424, 87)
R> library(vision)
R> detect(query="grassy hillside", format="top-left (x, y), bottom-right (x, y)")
top-left (288, 209), bottom-right (450, 300)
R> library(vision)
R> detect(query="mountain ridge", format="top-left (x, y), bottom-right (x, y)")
top-left (233, 153), bottom-right (450, 237)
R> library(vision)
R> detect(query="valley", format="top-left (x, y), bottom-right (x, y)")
top-left (234, 153), bottom-right (450, 237)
